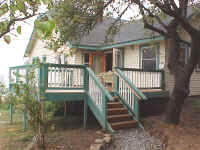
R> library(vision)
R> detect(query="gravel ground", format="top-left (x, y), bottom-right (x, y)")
top-left (108, 128), bottom-right (165, 150)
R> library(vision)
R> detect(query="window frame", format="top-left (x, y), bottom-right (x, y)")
top-left (139, 44), bottom-right (160, 70)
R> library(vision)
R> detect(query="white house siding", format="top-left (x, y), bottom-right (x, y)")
top-left (124, 45), bottom-right (140, 68)
top-left (74, 49), bottom-right (83, 64)
top-left (29, 39), bottom-right (56, 63)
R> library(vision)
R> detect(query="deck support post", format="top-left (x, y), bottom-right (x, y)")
top-left (64, 102), bottom-right (67, 119)
top-left (102, 94), bottom-right (107, 130)
top-left (9, 103), bottom-right (13, 124)
top-left (83, 95), bottom-right (88, 129)
top-left (24, 104), bottom-right (27, 130)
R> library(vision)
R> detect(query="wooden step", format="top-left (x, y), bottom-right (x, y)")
top-left (107, 108), bottom-right (128, 115)
top-left (110, 120), bottom-right (138, 130)
top-left (113, 96), bottom-right (119, 101)
top-left (107, 114), bottom-right (132, 123)
top-left (107, 102), bottom-right (123, 108)
top-left (106, 87), bottom-right (114, 92)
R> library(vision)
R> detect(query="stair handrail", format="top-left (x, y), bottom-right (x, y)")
top-left (85, 67), bottom-right (114, 130)
top-left (115, 68), bottom-right (147, 100)
top-left (86, 67), bottom-right (114, 101)
top-left (115, 68), bottom-right (148, 125)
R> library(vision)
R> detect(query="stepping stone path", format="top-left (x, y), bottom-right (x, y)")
top-left (108, 128), bottom-right (165, 150)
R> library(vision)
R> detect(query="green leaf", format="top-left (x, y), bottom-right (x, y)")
top-left (4, 35), bottom-right (11, 44)
top-left (17, 26), bottom-right (22, 34)
top-left (42, 0), bottom-right (50, 4)
top-left (0, 3), bottom-right (8, 17)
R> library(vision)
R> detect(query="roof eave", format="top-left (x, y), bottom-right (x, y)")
top-left (69, 36), bottom-right (165, 50)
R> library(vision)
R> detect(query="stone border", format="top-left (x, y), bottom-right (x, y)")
top-left (89, 131), bottom-right (113, 150)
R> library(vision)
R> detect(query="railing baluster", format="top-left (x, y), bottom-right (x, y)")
top-left (119, 68), bottom-right (164, 89)
top-left (46, 64), bottom-right (84, 89)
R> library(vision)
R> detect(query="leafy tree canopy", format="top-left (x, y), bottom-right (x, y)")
top-left (0, 0), bottom-right (55, 43)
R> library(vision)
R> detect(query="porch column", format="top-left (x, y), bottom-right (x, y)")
top-left (100, 53), bottom-right (106, 73)
top-left (89, 53), bottom-right (93, 68)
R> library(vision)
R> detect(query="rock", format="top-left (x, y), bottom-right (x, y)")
top-left (104, 134), bottom-right (111, 137)
top-left (90, 144), bottom-right (104, 150)
top-left (95, 139), bottom-right (104, 144)
top-left (96, 131), bottom-right (103, 135)
top-left (50, 124), bottom-right (56, 131)
top-left (103, 136), bottom-right (112, 144)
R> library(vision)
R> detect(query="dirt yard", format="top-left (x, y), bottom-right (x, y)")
top-left (1, 97), bottom-right (200, 150)
top-left (143, 97), bottom-right (200, 150)
top-left (0, 109), bottom-right (103, 150)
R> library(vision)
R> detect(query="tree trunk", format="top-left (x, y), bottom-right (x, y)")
top-left (165, 70), bottom-right (190, 124)
top-left (166, 35), bottom-right (200, 124)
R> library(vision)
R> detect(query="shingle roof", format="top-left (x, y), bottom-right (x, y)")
top-left (71, 18), bottom-right (160, 46)
top-left (71, 5), bottom-right (199, 47)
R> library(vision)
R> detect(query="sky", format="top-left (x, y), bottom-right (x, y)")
top-left (0, 18), bottom-right (36, 84)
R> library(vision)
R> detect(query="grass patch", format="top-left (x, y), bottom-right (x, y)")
top-left (0, 110), bottom-right (33, 150)
top-left (191, 99), bottom-right (200, 108)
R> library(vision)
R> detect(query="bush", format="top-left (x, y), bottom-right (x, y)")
top-left (45, 101), bottom-right (58, 113)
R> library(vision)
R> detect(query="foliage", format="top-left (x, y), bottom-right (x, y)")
top-left (11, 64), bottom-right (46, 149)
top-left (0, 0), bottom-right (54, 42)
top-left (35, 0), bottom-right (104, 51)
top-left (45, 101), bottom-right (58, 113)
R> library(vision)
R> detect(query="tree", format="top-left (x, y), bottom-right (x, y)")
top-left (43, 0), bottom-right (200, 125)
top-left (12, 64), bottom-right (47, 149)
top-left (0, 0), bottom-right (53, 43)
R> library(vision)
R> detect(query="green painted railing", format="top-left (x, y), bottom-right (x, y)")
top-left (9, 64), bottom-right (39, 128)
top-left (85, 67), bottom-right (113, 130)
top-left (115, 68), bottom-right (147, 123)
top-left (9, 64), bottom-right (39, 88)
top-left (44, 64), bottom-right (85, 90)
top-left (9, 63), bottom-right (87, 93)
top-left (117, 67), bottom-right (165, 90)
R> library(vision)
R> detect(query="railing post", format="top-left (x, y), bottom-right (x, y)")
top-left (114, 69), bottom-right (119, 94)
top-left (83, 66), bottom-right (89, 129)
top-left (134, 96), bottom-right (140, 122)
top-left (102, 93), bottom-right (107, 130)
top-left (8, 69), bottom-right (13, 124)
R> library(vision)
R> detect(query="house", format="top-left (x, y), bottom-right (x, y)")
top-left (24, 15), bottom-right (200, 96)
top-left (9, 9), bottom-right (200, 131)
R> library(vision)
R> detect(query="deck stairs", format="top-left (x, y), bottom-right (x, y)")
top-left (107, 96), bottom-right (138, 130)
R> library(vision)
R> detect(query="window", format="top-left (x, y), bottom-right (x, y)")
top-left (141, 45), bottom-right (158, 70)
top-left (180, 43), bottom-right (189, 65)
top-left (113, 48), bottom-right (124, 67)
